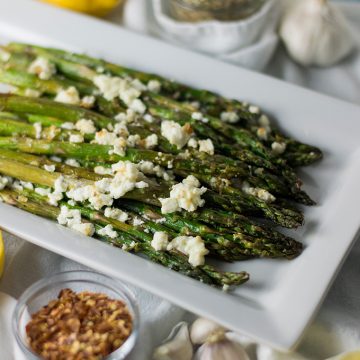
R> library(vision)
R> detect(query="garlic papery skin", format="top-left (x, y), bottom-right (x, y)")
top-left (194, 337), bottom-right (250, 360)
top-left (190, 317), bottom-right (227, 345)
top-left (279, 0), bottom-right (354, 67)
top-left (153, 322), bottom-right (193, 360)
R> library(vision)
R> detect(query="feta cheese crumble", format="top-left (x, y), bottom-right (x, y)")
top-left (43, 164), bottom-right (56, 173)
top-left (97, 224), bottom-right (117, 239)
top-left (75, 119), bottom-right (96, 134)
top-left (220, 111), bottom-right (239, 124)
top-left (61, 122), bottom-right (75, 130)
top-left (271, 142), bottom-right (287, 155)
top-left (0, 176), bottom-right (10, 190)
top-left (242, 181), bottom-right (275, 203)
top-left (65, 159), bottom-right (80, 168)
top-left (80, 95), bottom-right (96, 109)
top-left (151, 232), bottom-right (169, 251)
top-left (161, 120), bottom-right (193, 149)
top-left (69, 134), bottom-right (84, 143)
top-left (33, 122), bottom-right (42, 139)
top-left (55, 87), bottom-right (81, 105)
top-left (160, 175), bottom-right (207, 214)
top-left (198, 139), bottom-right (214, 155)
top-left (144, 134), bottom-right (158, 149)
top-left (28, 57), bottom-right (56, 80)
top-left (191, 112), bottom-right (208, 123)
top-left (104, 207), bottom-right (129, 222)
top-left (147, 80), bottom-right (161, 93)
top-left (249, 105), bottom-right (260, 114)
top-left (94, 166), bottom-right (114, 175)
top-left (24, 88), bottom-right (41, 98)
top-left (167, 236), bottom-right (209, 267)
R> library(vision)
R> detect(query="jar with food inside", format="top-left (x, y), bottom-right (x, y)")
top-left (169, 0), bottom-right (267, 22)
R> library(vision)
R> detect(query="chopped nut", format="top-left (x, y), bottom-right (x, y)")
top-left (26, 289), bottom-right (133, 360)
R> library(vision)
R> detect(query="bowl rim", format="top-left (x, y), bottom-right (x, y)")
top-left (12, 270), bottom-right (139, 360)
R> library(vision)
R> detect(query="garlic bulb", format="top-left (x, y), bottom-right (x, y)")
top-left (195, 337), bottom-right (250, 360)
top-left (279, 0), bottom-right (354, 67)
top-left (153, 322), bottom-right (193, 360)
top-left (190, 317), bottom-right (226, 345)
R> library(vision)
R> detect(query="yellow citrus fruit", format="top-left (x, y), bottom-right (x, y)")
top-left (41, 0), bottom-right (121, 17)
top-left (0, 230), bottom-right (4, 278)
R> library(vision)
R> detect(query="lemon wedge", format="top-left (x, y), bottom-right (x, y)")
top-left (0, 230), bottom-right (4, 278)
top-left (41, 0), bottom-right (121, 17)
top-left (327, 351), bottom-right (360, 360)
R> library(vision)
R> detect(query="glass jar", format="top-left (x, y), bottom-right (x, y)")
top-left (13, 270), bottom-right (139, 360)
top-left (169, 0), bottom-right (267, 22)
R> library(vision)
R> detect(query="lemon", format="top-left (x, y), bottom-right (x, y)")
top-left (0, 231), bottom-right (4, 278)
top-left (41, 0), bottom-right (121, 17)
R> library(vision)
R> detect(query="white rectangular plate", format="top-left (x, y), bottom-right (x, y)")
top-left (1, 0), bottom-right (360, 351)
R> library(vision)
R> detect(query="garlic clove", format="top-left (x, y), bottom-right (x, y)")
top-left (194, 338), bottom-right (250, 360)
top-left (279, 0), bottom-right (354, 67)
top-left (153, 322), bottom-right (193, 360)
top-left (190, 317), bottom-right (227, 345)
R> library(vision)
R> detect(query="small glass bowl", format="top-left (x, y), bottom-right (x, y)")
top-left (12, 270), bottom-right (139, 360)
top-left (169, 0), bottom-right (267, 22)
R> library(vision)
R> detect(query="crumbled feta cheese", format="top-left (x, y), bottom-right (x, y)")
top-left (161, 120), bottom-right (192, 149)
top-left (259, 114), bottom-right (270, 127)
top-left (147, 80), bottom-right (161, 93)
top-left (136, 160), bottom-right (172, 181)
top-left (94, 75), bottom-right (146, 114)
top-left (28, 57), bottom-right (56, 80)
top-left (94, 166), bottom-right (113, 175)
top-left (198, 139), bottom-right (214, 155)
top-left (93, 75), bottom-right (126, 101)
top-left (133, 217), bottom-right (144, 226)
top-left (93, 129), bottom-right (127, 156)
top-left (220, 111), bottom-right (239, 124)
top-left (127, 134), bottom-right (141, 147)
top-left (20, 181), bottom-right (34, 190)
top-left (71, 223), bottom-right (95, 236)
top-left (242, 181), bottom-right (275, 203)
top-left (151, 231), bottom-right (169, 251)
top-left (24, 88), bottom-right (41, 98)
top-left (50, 156), bottom-right (62, 163)
top-left (254, 168), bottom-right (264, 176)
top-left (191, 112), bottom-right (208, 123)
top-left (33, 122), bottom-right (42, 139)
top-left (113, 123), bottom-right (129, 137)
top-left (135, 181), bottom-right (149, 189)
top-left (271, 142), bottom-right (287, 155)
top-left (0, 48), bottom-right (10, 62)
top-left (68, 200), bottom-right (76, 206)
top-left (46, 125), bottom-right (58, 140)
top-left (159, 198), bottom-right (180, 214)
top-left (80, 95), bottom-right (96, 109)
top-left (43, 164), bottom-right (55, 172)
top-left (114, 109), bottom-right (136, 124)
top-left (256, 127), bottom-right (269, 141)
top-left (65, 159), bottom-right (80, 168)
top-left (48, 191), bottom-right (63, 206)
top-left (75, 119), bottom-right (96, 134)
top-left (57, 206), bottom-right (81, 226)
top-left (0, 176), bottom-right (10, 190)
top-left (55, 87), bottom-right (80, 105)
top-left (167, 236), bottom-right (209, 267)
top-left (69, 134), bottom-right (84, 143)
top-left (104, 207), bottom-right (128, 223)
top-left (129, 99), bottom-right (146, 114)
top-left (131, 79), bottom-right (147, 91)
top-left (249, 105), bottom-right (260, 114)
top-left (11, 180), bottom-right (24, 191)
top-left (54, 175), bottom-right (69, 193)
top-left (187, 138), bottom-right (198, 149)
top-left (35, 187), bottom-right (51, 196)
top-left (143, 114), bottom-right (154, 123)
top-left (160, 175), bottom-right (207, 214)
top-left (144, 134), bottom-right (158, 149)
top-left (61, 122), bottom-right (75, 130)
top-left (97, 224), bottom-right (117, 239)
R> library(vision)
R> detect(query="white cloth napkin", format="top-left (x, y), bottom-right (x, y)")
top-left (1, 1), bottom-right (360, 359)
